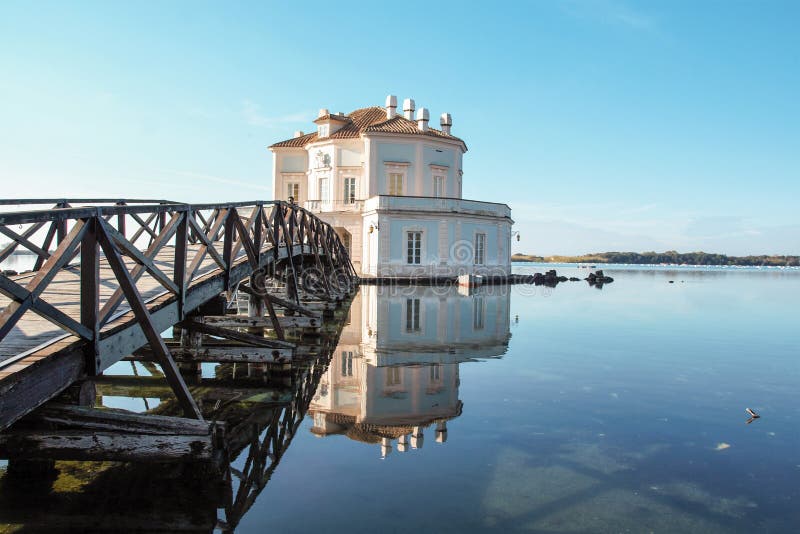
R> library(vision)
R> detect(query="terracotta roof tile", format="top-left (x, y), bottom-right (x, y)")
top-left (327, 106), bottom-right (388, 139)
top-left (269, 105), bottom-right (466, 149)
top-left (269, 131), bottom-right (318, 148)
top-left (362, 115), bottom-right (463, 142)
top-left (313, 113), bottom-right (351, 124)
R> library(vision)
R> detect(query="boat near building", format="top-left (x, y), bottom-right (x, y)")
top-left (269, 95), bottom-right (514, 280)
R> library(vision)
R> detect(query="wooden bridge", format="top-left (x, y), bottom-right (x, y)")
top-left (0, 298), bottom-right (351, 531)
top-left (0, 199), bottom-right (358, 431)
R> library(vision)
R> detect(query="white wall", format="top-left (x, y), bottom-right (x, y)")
top-left (272, 149), bottom-right (308, 202)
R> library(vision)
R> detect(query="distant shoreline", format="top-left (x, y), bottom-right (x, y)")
top-left (512, 252), bottom-right (799, 267)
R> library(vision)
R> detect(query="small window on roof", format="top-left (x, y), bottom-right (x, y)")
top-left (318, 124), bottom-right (329, 137)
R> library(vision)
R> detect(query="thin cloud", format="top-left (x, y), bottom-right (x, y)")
top-left (612, 6), bottom-right (653, 30)
top-left (241, 99), bottom-right (312, 128)
top-left (622, 203), bottom-right (658, 214)
top-left (560, 0), bottom-right (655, 31)
top-left (169, 169), bottom-right (271, 191)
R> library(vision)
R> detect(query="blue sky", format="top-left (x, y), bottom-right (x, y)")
top-left (1, 1), bottom-right (797, 255)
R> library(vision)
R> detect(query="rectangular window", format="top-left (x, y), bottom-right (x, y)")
top-left (319, 177), bottom-right (330, 203)
top-left (406, 231), bottom-right (421, 264)
top-left (430, 364), bottom-right (441, 381)
top-left (405, 298), bottom-right (420, 332)
top-left (318, 124), bottom-right (329, 137)
top-left (474, 233), bottom-right (486, 265)
top-left (473, 297), bottom-right (485, 330)
top-left (341, 351), bottom-right (353, 377)
top-left (433, 175), bottom-right (445, 197)
top-left (388, 173), bottom-right (403, 195)
top-left (344, 177), bottom-right (356, 204)
top-left (287, 182), bottom-right (299, 201)
top-left (386, 367), bottom-right (402, 386)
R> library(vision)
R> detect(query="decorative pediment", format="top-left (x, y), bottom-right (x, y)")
top-left (384, 161), bottom-right (411, 169)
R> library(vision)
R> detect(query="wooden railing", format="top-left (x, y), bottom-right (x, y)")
top-left (0, 200), bottom-right (358, 418)
top-left (0, 199), bottom-right (175, 271)
top-left (0, 199), bottom-right (357, 339)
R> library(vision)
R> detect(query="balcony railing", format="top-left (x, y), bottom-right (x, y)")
top-left (304, 196), bottom-right (511, 218)
top-left (304, 199), bottom-right (365, 212)
top-left (363, 195), bottom-right (512, 218)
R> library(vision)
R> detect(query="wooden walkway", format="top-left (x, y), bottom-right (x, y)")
top-left (0, 243), bottom-right (227, 364)
top-left (0, 200), bottom-right (357, 430)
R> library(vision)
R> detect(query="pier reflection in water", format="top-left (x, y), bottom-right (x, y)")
top-left (0, 284), bottom-right (510, 532)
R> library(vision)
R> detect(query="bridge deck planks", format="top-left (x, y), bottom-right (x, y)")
top-left (0, 242), bottom-right (255, 386)
top-left (0, 243), bottom-right (231, 366)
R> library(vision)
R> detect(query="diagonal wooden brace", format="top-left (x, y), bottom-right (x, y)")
top-left (97, 223), bottom-right (203, 420)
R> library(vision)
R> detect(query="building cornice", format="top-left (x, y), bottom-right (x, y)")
top-left (361, 131), bottom-right (467, 153)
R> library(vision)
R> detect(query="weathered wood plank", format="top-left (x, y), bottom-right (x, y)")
top-left (247, 289), bottom-right (320, 318)
top-left (130, 345), bottom-right (292, 363)
top-left (181, 320), bottom-right (295, 350)
top-left (25, 404), bottom-right (220, 436)
top-left (202, 315), bottom-right (319, 329)
top-left (92, 375), bottom-right (293, 404)
top-left (0, 431), bottom-right (217, 462)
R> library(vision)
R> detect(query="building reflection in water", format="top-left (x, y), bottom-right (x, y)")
top-left (309, 284), bottom-right (511, 458)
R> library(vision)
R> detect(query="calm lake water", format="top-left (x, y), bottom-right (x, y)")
top-left (1, 263), bottom-right (798, 532)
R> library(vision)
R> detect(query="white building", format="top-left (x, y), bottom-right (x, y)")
top-left (269, 95), bottom-right (513, 278)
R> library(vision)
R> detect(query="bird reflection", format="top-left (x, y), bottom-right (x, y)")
top-left (745, 407), bottom-right (761, 424)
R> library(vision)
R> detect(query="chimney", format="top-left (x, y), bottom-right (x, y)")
top-left (385, 95), bottom-right (397, 119)
top-left (318, 108), bottom-right (328, 118)
top-left (293, 130), bottom-right (304, 138)
top-left (380, 437), bottom-right (392, 459)
top-left (435, 421), bottom-right (448, 443)
top-left (397, 434), bottom-right (410, 452)
top-left (440, 113), bottom-right (452, 135)
top-left (411, 426), bottom-right (424, 449)
top-left (403, 98), bottom-right (416, 120)
top-left (416, 107), bottom-right (429, 132)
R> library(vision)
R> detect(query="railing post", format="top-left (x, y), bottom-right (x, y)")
top-left (80, 216), bottom-right (101, 375)
top-left (174, 210), bottom-right (188, 320)
top-left (116, 201), bottom-right (126, 237)
top-left (158, 209), bottom-right (167, 234)
top-left (56, 202), bottom-right (68, 245)
top-left (272, 205), bottom-right (281, 260)
top-left (254, 205), bottom-right (263, 264)
top-left (223, 209), bottom-right (234, 290)
top-left (288, 204), bottom-right (296, 249)
top-left (299, 210), bottom-right (306, 246)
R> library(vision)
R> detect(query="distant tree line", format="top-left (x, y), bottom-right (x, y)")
top-left (512, 251), bottom-right (800, 267)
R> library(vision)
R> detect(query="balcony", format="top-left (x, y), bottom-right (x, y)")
top-left (304, 199), bottom-right (365, 213)
top-left (363, 195), bottom-right (511, 219)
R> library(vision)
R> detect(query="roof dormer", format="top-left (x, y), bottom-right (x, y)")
top-left (313, 108), bottom-right (351, 138)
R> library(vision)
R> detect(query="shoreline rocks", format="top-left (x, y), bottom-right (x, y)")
top-left (586, 270), bottom-right (614, 286)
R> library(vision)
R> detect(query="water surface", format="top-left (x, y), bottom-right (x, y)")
top-left (1, 264), bottom-right (798, 533)
top-left (240, 265), bottom-right (799, 533)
